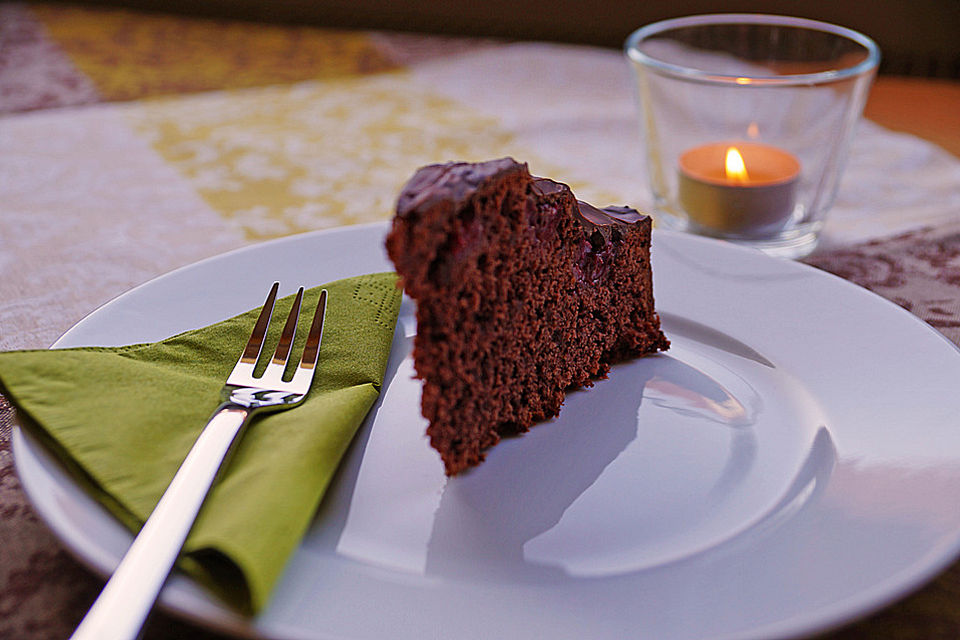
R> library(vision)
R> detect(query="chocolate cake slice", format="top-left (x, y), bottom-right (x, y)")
top-left (386, 158), bottom-right (669, 475)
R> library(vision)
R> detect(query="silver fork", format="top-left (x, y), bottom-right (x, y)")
top-left (71, 282), bottom-right (328, 640)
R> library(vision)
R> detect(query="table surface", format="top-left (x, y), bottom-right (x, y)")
top-left (865, 76), bottom-right (960, 159)
top-left (2, 3), bottom-right (960, 639)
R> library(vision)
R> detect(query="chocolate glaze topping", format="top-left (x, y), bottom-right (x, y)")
top-left (397, 158), bottom-right (522, 218)
top-left (398, 158), bottom-right (649, 241)
top-left (530, 175), bottom-right (646, 244)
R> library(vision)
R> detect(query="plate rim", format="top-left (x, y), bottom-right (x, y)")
top-left (12, 222), bottom-right (960, 640)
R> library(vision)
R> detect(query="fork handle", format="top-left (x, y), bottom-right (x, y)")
top-left (70, 405), bottom-right (250, 640)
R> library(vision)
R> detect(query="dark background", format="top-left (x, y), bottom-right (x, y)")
top-left (45, 0), bottom-right (960, 77)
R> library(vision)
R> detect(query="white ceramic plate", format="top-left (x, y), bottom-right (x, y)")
top-left (14, 223), bottom-right (960, 640)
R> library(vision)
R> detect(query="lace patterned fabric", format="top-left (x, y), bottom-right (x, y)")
top-left (807, 224), bottom-right (960, 346)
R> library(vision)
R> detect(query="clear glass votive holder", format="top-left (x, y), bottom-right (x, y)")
top-left (625, 14), bottom-right (880, 258)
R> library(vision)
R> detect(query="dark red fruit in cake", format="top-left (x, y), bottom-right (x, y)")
top-left (386, 158), bottom-right (669, 475)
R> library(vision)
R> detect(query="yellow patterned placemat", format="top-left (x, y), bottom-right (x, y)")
top-left (127, 74), bottom-right (520, 240)
top-left (30, 2), bottom-right (400, 100)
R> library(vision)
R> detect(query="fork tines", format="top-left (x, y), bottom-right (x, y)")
top-left (226, 283), bottom-right (328, 394)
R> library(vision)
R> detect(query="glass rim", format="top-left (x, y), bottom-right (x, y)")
top-left (624, 13), bottom-right (880, 86)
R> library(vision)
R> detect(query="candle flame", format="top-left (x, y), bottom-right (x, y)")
top-left (725, 147), bottom-right (749, 182)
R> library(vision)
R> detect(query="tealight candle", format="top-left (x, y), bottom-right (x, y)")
top-left (678, 141), bottom-right (800, 237)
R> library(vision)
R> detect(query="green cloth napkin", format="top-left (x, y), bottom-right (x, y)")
top-left (0, 272), bottom-right (402, 614)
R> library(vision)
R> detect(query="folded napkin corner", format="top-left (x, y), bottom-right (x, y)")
top-left (0, 271), bottom-right (402, 614)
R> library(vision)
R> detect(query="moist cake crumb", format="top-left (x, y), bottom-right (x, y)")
top-left (386, 158), bottom-right (669, 475)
